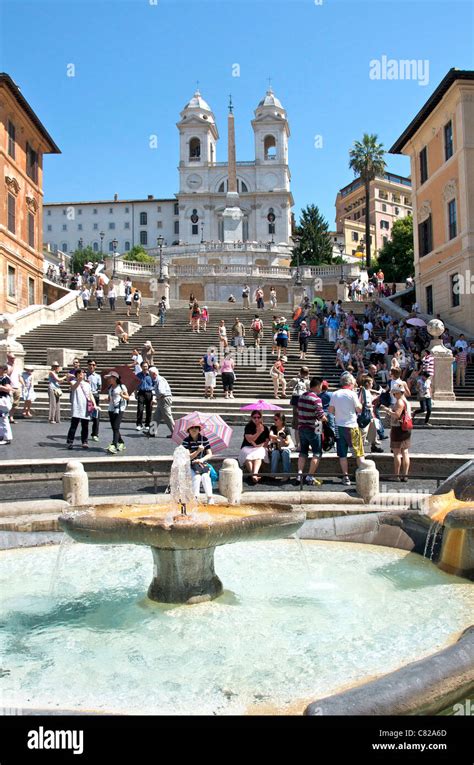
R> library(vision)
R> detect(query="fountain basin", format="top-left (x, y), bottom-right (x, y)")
top-left (59, 502), bottom-right (305, 604)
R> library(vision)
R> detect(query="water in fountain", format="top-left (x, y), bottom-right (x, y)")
top-left (169, 445), bottom-right (198, 520)
top-left (423, 521), bottom-right (442, 561)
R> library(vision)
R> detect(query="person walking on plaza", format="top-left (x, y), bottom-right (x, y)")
top-left (251, 315), bottom-right (264, 348)
top-left (380, 380), bottom-right (412, 482)
top-left (297, 376), bottom-right (326, 486)
top-left (133, 288), bottom-right (142, 319)
top-left (219, 351), bottom-right (236, 399)
top-left (242, 284), bottom-right (250, 310)
top-left (255, 286), bottom-right (264, 310)
top-left (199, 348), bottom-right (218, 399)
top-left (67, 368), bottom-right (97, 450)
top-left (124, 277), bottom-right (133, 300)
top-left (270, 357), bottom-right (287, 399)
top-left (455, 347), bottom-right (467, 387)
top-left (149, 367), bottom-right (174, 437)
top-left (275, 317), bottom-right (289, 360)
top-left (182, 424), bottom-right (214, 503)
top-left (0, 364), bottom-right (13, 445)
top-left (191, 301), bottom-right (201, 333)
top-left (95, 285), bottom-right (104, 311)
top-left (218, 319), bottom-right (228, 351)
top-left (142, 340), bottom-right (156, 367)
top-left (269, 286), bottom-right (277, 309)
top-left (188, 292), bottom-right (196, 325)
top-left (48, 362), bottom-right (67, 424)
top-left (20, 366), bottom-right (36, 418)
top-left (290, 366), bottom-right (310, 449)
top-left (6, 353), bottom-right (21, 425)
top-left (201, 306), bottom-right (209, 332)
top-left (85, 360), bottom-right (102, 441)
top-left (104, 371), bottom-right (129, 454)
top-left (135, 361), bottom-right (154, 432)
top-left (298, 321), bottom-right (311, 360)
top-left (232, 317), bottom-right (246, 351)
top-left (108, 284), bottom-right (117, 311)
top-left (413, 371), bottom-right (433, 426)
top-left (328, 372), bottom-right (365, 486)
top-left (158, 296), bottom-right (167, 326)
top-left (80, 286), bottom-right (90, 310)
top-left (125, 289), bottom-right (133, 316)
top-left (269, 412), bottom-right (293, 480)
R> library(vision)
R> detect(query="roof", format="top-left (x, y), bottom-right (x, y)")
top-left (0, 73), bottom-right (61, 154)
top-left (44, 198), bottom-right (177, 207)
top-left (390, 68), bottom-right (474, 154)
top-left (257, 88), bottom-right (283, 109)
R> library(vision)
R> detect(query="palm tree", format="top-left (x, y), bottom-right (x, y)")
top-left (349, 134), bottom-right (386, 269)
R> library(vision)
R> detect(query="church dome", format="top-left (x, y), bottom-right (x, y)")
top-left (182, 89), bottom-right (214, 120)
top-left (257, 88), bottom-right (283, 109)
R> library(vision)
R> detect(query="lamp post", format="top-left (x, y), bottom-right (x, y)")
top-left (338, 242), bottom-right (345, 283)
top-left (112, 238), bottom-right (118, 278)
top-left (157, 235), bottom-right (165, 283)
top-left (293, 235), bottom-right (302, 286)
top-left (99, 231), bottom-right (105, 254)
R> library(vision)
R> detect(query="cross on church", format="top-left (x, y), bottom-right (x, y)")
top-left (267, 76), bottom-right (273, 90)
top-left (196, 80), bottom-right (200, 91)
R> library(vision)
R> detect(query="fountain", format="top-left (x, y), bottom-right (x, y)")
top-left (58, 447), bottom-right (305, 604)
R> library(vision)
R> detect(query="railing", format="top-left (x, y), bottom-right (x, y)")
top-left (147, 242), bottom-right (292, 257)
top-left (213, 161), bottom-right (256, 167)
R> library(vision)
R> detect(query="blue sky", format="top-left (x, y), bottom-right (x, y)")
top-left (1, 0), bottom-right (473, 226)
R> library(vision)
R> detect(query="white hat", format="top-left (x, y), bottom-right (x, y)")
top-left (391, 381), bottom-right (406, 393)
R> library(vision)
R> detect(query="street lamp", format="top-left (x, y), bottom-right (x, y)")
top-left (338, 242), bottom-right (345, 283)
top-left (157, 235), bottom-right (165, 283)
top-left (112, 238), bottom-right (118, 278)
top-left (99, 231), bottom-right (105, 254)
top-left (293, 235), bottom-right (302, 286)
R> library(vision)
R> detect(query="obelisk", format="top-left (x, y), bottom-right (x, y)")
top-left (222, 95), bottom-right (244, 243)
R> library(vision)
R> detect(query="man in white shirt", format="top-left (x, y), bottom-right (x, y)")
top-left (455, 334), bottom-right (468, 352)
top-left (149, 367), bottom-right (174, 437)
top-left (328, 373), bottom-right (365, 486)
top-left (375, 339), bottom-right (388, 364)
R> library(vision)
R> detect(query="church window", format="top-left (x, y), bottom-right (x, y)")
top-left (174, 203), bottom-right (179, 216)
top-left (264, 135), bottom-right (277, 160)
top-left (218, 181), bottom-right (226, 193)
top-left (189, 137), bottom-right (201, 160)
top-left (240, 181), bottom-right (248, 193)
top-left (140, 231), bottom-right (148, 245)
top-left (267, 207), bottom-right (276, 235)
top-left (140, 212), bottom-right (147, 225)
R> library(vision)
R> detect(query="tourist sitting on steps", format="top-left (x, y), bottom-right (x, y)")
top-left (239, 411), bottom-right (270, 484)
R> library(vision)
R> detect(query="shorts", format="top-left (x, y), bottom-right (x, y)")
top-left (336, 426), bottom-right (365, 458)
top-left (298, 428), bottom-right (322, 458)
top-left (233, 336), bottom-right (245, 347)
top-left (276, 337), bottom-right (288, 348)
top-left (204, 372), bottom-right (216, 388)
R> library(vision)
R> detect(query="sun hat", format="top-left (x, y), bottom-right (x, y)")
top-left (391, 381), bottom-right (406, 393)
top-left (104, 371), bottom-right (120, 379)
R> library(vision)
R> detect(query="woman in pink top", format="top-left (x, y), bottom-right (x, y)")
top-left (220, 352), bottom-right (236, 399)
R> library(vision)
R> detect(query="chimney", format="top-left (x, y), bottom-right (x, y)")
top-left (147, 194), bottom-right (154, 200)
top-left (114, 193), bottom-right (118, 201)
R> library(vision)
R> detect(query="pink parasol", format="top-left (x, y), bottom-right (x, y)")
top-left (406, 318), bottom-right (426, 327)
top-left (172, 411), bottom-right (232, 453)
top-left (240, 399), bottom-right (283, 411)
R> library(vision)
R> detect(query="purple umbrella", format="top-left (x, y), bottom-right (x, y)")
top-left (240, 399), bottom-right (283, 411)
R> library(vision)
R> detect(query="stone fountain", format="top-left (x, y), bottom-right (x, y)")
top-left (59, 447), bottom-right (305, 604)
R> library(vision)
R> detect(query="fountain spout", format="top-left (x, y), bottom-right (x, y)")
top-left (180, 502), bottom-right (187, 516)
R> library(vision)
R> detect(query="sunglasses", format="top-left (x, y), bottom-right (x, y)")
top-left (252, 415), bottom-right (262, 420)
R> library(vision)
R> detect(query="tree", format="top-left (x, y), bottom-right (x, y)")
top-left (123, 246), bottom-right (155, 264)
top-left (376, 215), bottom-right (414, 283)
top-left (71, 246), bottom-right (102, 274)
top-left (348, 134), bottom-right (386, 270)
top-left (291, 205), bottom-right (333, 266)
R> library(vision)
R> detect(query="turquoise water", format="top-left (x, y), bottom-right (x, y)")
top-left (0, 539), bottom-right (472, 715)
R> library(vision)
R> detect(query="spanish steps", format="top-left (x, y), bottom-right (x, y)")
top-left (17, 300), bottom-right (474, 428)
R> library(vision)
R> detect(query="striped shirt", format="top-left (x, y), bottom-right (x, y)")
top-left (422, 353), bottom-right (435, 376)
top-left (297, 390), bottom-right (324, 431)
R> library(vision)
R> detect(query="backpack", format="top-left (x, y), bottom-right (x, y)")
top-left (253, 319), bottom-right (262, 331)
top-left (133, 292), bottom-right (140, 302)
top-left (290, 378), bottom-right (308, 406)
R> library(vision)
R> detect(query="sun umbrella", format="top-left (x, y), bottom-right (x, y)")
top-left (312, 296), bottom-right (324, 308)
top-left (406, 318), bottom-right (426, 327)
top-left (172, 411), bottom-right (232, 453)
top-left (240, 399), bottom-right (283, 411)
top-left (101, 365), bottom-right (140, 394)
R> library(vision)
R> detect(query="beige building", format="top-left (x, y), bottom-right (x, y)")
top-left (390, 68), bottom-right (474, 335)
top-left (335, 172), bottom-right (412, 258)
top-left (0, 73), bottom-right (60, 314)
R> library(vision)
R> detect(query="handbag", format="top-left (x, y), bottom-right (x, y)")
top-left (357, 388), bottom-right (372, 428)
top-left (53, 388), bottom-right (63, 399)
top-left (193, 462), bottom-right (210, 475)
top-left (400, 405), bottom-right (413, 432)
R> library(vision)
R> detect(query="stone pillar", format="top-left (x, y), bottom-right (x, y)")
top-left (355, 459), bottom-right (379, 504)
top-left (164, 282), bottom-right (170, 309)
top-left (63, 460), bottom-right (89, 506)
top-left (292, 286), bottom-right (304, 309)
top-left (427, 319), bottom-right (455, 401)
top-left (218, 458), bottom-right (243, 504)
top-left (0, 316), bottom-right (26, 372)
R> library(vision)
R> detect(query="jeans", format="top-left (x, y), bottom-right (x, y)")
top-left (415, 398), bottom-right (432, 423)
top-left (108, 411), bottom-right (124, 447)
top-left (159, 313), bottom-right (165, 326)
top-left (67, 417), bottom-right (89, 445)
top-left (136, 390), bottom-right (153, 427)
top-left (271, 447), bottom-right (291, 475)
top-left (91, 393), bottom-right (100, 437)
top-left (109, 298), bottom-right (116, 311)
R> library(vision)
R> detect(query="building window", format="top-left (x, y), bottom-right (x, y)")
top-left (93, 208), bottom-right (98, 214)
top-left (174, 221), bottom-right (179, 235)
top-left (380, 220), bottom-right (389, 230)
top-left (451, 274), bottom-right (460, 308)
top-left (392, 194), bottom-right (400, 203)
top-left (109, 208), bottom-right (113, 214)
top-left (140, 230), bottom-right (148, 245)
top-left (448, 199), bottom-right (457, 239)
top-left (240, 180), bottom-right (248, 193)
top-left (125, 207), bottom-right (129, 214)
top-left (47, 210), bottom-right (51, 216)
top-left (108, 241), bottom-right (114, 252)
top-left (426, 285), bottom-right (433, 315)
top-left (124, 222), bottom-right (130, 229)
top-left (7, 193), bottom-right (15, 234)
top-left (404, 196), bottom-right (411, 206)
top-left (28, 277), bottom-right (35, 305)
top-left (109, 222), bottom-right (115, 230)
top-left (78, 209), bottom-right (82, 215)
top-left (192, 224), bottom-right (198, 236)
top-left (174, 203), bottom-right (179, 216)
top-left (26, 142), bottom-right (39, 183)
top-left (140, 212), bottom-right (147, 226)
top-left (93, 223), bottom-right (98, 230)
top-left (189, 137), bottom-right (201, 160)
top-left (381, 203), bottom-right (387, 212)
top-left (62, 243), bottom-right (68, 252)
top-left (7, 120), bottom-right (15, 158)
top-left (78, 223), bottom-right (83, 231)
top-left (394, 207), bottom-right (400, 215)
top-left (28, 212), bottom-right (35, 247)
top-left (47, 224), bottom-right (52, 232)
top-left (62, 224), bottom-right (67, 231)
top-left (157, 205), bottom-right (161, 213)
top-left (93, 242), bottom-right (99, 252)
top-left (7, 266), bottom-right (16, 299)
top-left (62, 209), bottom-right (67, 215)
top-left (157, 221), bottom-right (163, 228)
top-left (418, 215), bottom-right (433, 257)
top-left (420, 147), bottom-right (428, 184)
top-left (264, 135), bottom-right (277, 160)
top-left (444, 121), bottom-right (453, 161)
top-left (351, 231), bottom-right (359, 241)
top-left (124, 241), bottom-right (130, 251)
